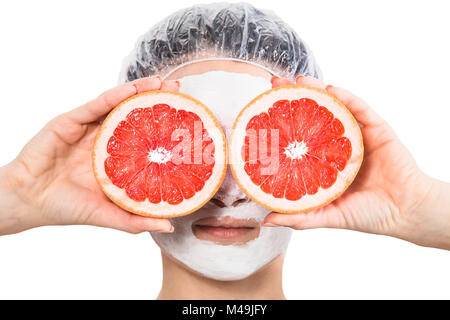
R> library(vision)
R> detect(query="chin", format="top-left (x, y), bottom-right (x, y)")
top-left (160, 245), bottom-right (286, 281)
top-left (151, 201), bottom-right (293, 281)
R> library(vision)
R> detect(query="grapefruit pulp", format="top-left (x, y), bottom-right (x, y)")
top-left (230, 85), bottom-right (363, 213)
top-left (92, 91), bottom-right (227, 218)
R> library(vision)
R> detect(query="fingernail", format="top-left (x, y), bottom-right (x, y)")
top-left (151, 75), bottom-right (162, 82)
top-left (168, 80), bottom-right (180, 87)
top-left (270, 76), bottom-right (279, 83)
top-left (156, 225), bottom-right (174, 233)
top-left (262, 222), bottom-right (278, 227)
top-left (326, 84), bottom-right (333, 90)
top-left (126, 83), bottom-right (138, 94)
top-left (295, 75), bottom-right (304, 82)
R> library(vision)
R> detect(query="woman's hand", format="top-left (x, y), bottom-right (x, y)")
top-left (0, 76), bottom-right (179, 236)
top-left (264, 76), bottom-right (450, 250)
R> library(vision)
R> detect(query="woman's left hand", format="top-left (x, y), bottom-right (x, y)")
top-left (264, 76), bottom-right (450, 251)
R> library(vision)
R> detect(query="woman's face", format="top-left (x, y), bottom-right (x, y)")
top-left (150, 61), bottom-right (293, 281)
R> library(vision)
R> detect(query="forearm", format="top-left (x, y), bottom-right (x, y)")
top-left (0, 163), bottom-right (41, 236)
top-left (398, 176), bottom-right (450, 250)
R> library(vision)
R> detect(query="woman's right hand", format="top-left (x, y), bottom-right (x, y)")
top-left (265, 76), bottom-right (450, 250)
top-left (0, 76), bottom-right (179, 236)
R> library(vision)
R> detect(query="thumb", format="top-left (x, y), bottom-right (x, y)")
top-left (262, 204), bottom-right (347, 230)
top-left (87, 202), bottom-right (174, 234)
top-left (67, 76), bottom-right (162, 125)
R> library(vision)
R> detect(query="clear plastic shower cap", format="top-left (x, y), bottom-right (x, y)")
top-left (119, 2), bottom-right (322, 83)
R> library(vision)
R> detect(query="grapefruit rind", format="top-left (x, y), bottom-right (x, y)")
top-left (229, 85), bottom-right (363, 214)
top-left (92, 90), bottom-right (227, 218)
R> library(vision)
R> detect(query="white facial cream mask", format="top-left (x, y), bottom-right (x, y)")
top-left (151, 70), bottom-right (293, 281)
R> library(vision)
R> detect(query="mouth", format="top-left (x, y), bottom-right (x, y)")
top-left (192, 216), bottom-right (260, 245)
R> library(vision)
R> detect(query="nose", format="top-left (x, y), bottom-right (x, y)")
top-left (211, 169), bottom-right (249, 208)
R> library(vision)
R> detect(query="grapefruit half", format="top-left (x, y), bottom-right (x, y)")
top-left (92, 91), bottom-right (227, 218)
top-left (230, 85), bottom-right (363, 213)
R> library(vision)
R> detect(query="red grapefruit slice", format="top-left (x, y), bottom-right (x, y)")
top-left (92, 91), bottom-right (227, 218)
top-left (230, 85), bottom-right (363, 213)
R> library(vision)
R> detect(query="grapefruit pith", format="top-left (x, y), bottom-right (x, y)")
top-left (92, 91), bottom-right (227, 218)
top-left (230, 85), bottom-right (363, 214)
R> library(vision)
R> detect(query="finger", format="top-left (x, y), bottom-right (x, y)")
top-left (67, 76), bottom-right (162, 124)
top-left (262, 205), bottom-right (346, 230)
top-left (271, 76), bottom-right (293, 88)
top-left (130, 75), bottom-right (162, 93)
top-left (326, 85), bottom-right (384, 128)
top-left (160, 80), bottom-right (180, 92)
top-left (295, 75), bottom-right (328, 90)
top-left (90, 203), bottom-right (173, 234)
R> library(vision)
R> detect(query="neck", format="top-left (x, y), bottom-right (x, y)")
top-left (157, 252), bottom-right (286, 300)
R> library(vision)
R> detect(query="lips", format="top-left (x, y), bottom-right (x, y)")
top-left (192, 216), bottom-right (261, 245)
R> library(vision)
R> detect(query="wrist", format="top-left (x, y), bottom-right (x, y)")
top-left (396, 174), bottom-right (450, 250)
top-left (0, 162), bottom-right (43, 235)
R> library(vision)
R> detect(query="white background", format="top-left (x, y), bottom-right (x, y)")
top-left (0, 0), bottom-right (449, 299)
